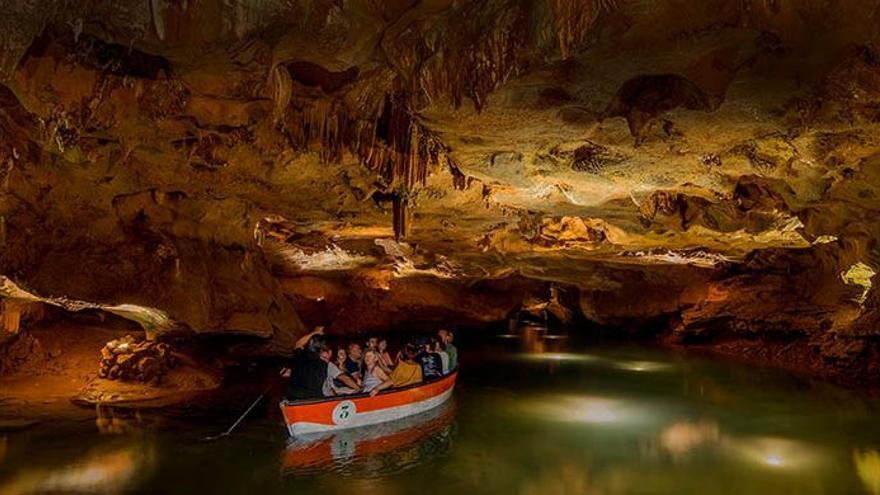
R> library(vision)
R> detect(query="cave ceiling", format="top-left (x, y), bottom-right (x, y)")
top-left (2, 0), bottom-right (880, 346)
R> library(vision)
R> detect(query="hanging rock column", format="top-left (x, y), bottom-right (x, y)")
top-left (0, 300), bottom-right (22, 334)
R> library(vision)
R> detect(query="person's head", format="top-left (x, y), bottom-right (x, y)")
top-left (403, 343), bottom-right (418, 362)
top-left (336, 348), bottom-right (347, 363)
top-left (307, 334), bottom-right (326, 357)
top-left (319, 345), bottom-right (332, 362)
top-left (431, 337), bottom-right (444, 352)
top-left (378, 339), bottom-right (388, 352)
top-left (438, 329), bottom-right (450, 344)
top-left (366, 337), bottom-right (378, 350)
top-left (364, 349), bottom-right (378, 369)
top-left (348, 342), bottom-right (363, 361)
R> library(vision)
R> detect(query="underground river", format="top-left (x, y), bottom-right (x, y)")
top-left (2, 331), bottom-right (880, 495)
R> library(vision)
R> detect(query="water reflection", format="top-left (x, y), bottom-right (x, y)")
top-left (521, 394), bottom-right (661, 428)
top-left (855, 449), bottom-right (880, 494)
top-left (4, 340), bottom-right (880, 494)
top-left (0, 444), bottom-right (153, 495)
top-left (723, 436), bottom-right (827, 471)
top-left (519, 463), bottom-right (596, 495)
top-left (518, 352), bottom-right (601, 363)
top-left (282, 401), bottom-right (457, 478)
top-left (499, 322), bottom-right (571, 354)
top-left (500, 325), bottom-right (672, 376)
top-left (95, 406), bottom-right (162, 435)
top-left (615, 360), bottom-right (670, 372)
top-left (659, 420), bottom-right (721, 458)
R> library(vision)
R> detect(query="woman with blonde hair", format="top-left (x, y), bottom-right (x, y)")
top-left (362, 349), bottom-right (392, 395)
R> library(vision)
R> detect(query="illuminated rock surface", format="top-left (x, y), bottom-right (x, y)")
top-left (1, 0), bottom-right (880, 385)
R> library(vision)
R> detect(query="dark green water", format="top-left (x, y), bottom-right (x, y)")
top-left (3, 336), bottom-right (880, 495)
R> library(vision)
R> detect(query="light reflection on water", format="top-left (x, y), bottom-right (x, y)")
top-left (659, 420), bottom-right (722, 458)
top-left (2, 336), bottom-right (880, 494)
top-left (516, 352), bottom-right (604, 363)
top-left (519, 394), bottom-right (662, 428)
top-left (0, 444), bottom-right (153, 495)
top-left (855, 450), bottom-right (880, 494)
top-left (723, 436), bottom-right (828, 471)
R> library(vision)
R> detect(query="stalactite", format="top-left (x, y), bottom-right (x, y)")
top-left (150, 0), bottom-right (166, 41)
top-left (284, 88), bottom-right (468, 192)
top-left (389, 0), bottom-right (532, 112)
top-left (0, 300), bottom-right (22, 334)
top-left (451, 164), bottom-right (471, 191)
top-left (271, 65), bottom-right (293, 126)
top-left (281, 85), bottom-right (476, 239)
top-left (546, 0), bottom-right (617, 59)
top-left (392, 194), bottom-right (408, 241)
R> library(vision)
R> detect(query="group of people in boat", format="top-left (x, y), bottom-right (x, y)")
top-left (284, 327), bottom-right (458, 400)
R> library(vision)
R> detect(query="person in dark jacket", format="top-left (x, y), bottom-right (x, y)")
top-left (416, 340), bottom-right (443, 380)
top-left (344, 342), bottom-right (364, 384)
top-left (286, 327), bottom-right (329, 400)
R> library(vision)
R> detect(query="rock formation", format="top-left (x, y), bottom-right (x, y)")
top-left (1, 0), bottom-right (880, 384)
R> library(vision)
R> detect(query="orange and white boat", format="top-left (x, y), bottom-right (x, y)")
top-left (282, 401), bottom-right (456, 474)
top-left (279, 371), bottom-right (458, 437)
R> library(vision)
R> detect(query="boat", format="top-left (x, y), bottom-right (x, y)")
top-left (279, 370), bottom-right (458, 437)
top-left (282, 401), bottom-right (456, 474)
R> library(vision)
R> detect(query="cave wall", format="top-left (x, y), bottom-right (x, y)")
top-left (1, 0), bottom-right (880, 373)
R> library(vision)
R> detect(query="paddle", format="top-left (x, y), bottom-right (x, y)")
top-left (202, 385), bottom-right (272, 442)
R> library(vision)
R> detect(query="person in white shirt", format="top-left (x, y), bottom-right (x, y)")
top-left (433, 337), bottom-right (450, 374)
top-left (319, 346), bottom-right (359, 396)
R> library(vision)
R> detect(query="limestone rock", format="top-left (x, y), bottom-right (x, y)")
top-left (99, 335), bottom-right (176, 384)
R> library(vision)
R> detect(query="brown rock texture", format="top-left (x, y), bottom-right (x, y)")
top-left (99, 335), bottom-right (176, 384)
top-left (0, 0), bottom-right (879, 381)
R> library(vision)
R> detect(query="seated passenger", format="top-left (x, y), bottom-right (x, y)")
top-left (335, 348), bottom-right (347, 371)
top-left (322, 346), bottom-right (359, 396)
top-left (417, 340), bottom-right (443, 380)
top-left (286, 327), bottom-right (328, 400)
top-left (438, 329), bottom-right (458, 371)
top-left (362, 349), bottom-right (391, 395)
top-left (433, 338), bottom-right (450, 374)
top-left (392, 344), bottom-right (423, 386)
top-left (344, 343), bottom-right (364, 382)
top-left (378, 339), bottom-right (395, 369)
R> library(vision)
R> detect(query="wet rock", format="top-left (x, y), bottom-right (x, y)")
top-left (99, 335), bottom-right (176, 384)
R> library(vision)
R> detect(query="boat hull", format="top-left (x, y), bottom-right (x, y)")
top-left (282, 402), bottom-right (457, 473)
top-left (280, 371), bottom-right (457, 437)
